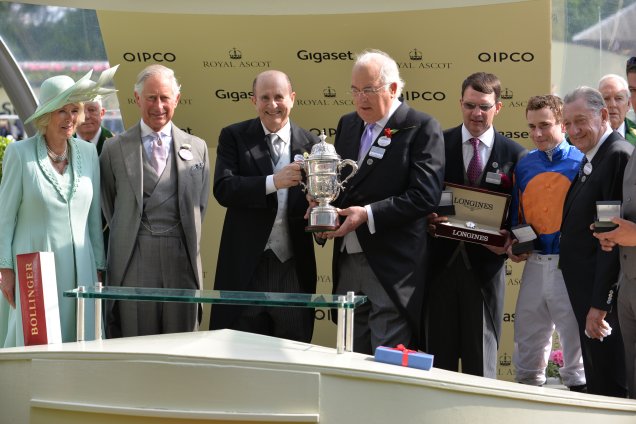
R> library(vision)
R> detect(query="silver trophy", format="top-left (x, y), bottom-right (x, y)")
top-left (300, 131), bottom-right (358, 232)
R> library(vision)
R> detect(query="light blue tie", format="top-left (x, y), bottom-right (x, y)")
top-left (358, 123), bottom-right (376, 161)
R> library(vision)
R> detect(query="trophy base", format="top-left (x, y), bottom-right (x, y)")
top-left (305, 206), bottom-right (339, 233)
top-left (305, 224), bottom-right (338, 232)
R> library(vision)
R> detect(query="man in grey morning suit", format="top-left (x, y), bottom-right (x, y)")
top-left (100, 64), bottom-right (210, 337)
top-left (210, 70), bottom-right (319, 342)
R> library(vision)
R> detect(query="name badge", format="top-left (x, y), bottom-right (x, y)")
top-left (485, 171), bottom-right (502, 185)
top-left (369, 146), bottom-right (385, 159)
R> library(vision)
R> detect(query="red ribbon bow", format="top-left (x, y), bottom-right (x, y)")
top-left (392, 344), bottom-right (416, 366)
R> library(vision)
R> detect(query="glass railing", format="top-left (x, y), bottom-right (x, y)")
top-left (64, 286), bottom-right (366, 353)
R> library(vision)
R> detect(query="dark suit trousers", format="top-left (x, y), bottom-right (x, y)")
top-left (573, 302), bottom-right (627, 397)
top-left (426, 252), bottom-right (500, 378)
top-left (229, 249), bottom-right (314, 343)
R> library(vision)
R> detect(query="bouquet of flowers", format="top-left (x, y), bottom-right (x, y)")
top-left (546, 349), bottom-right (564, 379)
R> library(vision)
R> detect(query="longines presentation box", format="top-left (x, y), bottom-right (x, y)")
top-left (433, 182), bottom-right (511, 247)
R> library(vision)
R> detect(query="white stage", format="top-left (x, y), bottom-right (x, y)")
top-left (0, 330), bottom-right (635, 423)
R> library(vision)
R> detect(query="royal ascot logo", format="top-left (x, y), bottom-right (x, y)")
top-left (296, 50), bottom-right (354, 64)
top-left (215, 89), bottom-right (253, 102)
top-left (499, 353), bottom-right (512, 367)
top-left (454, 197), bottom-right (494, 212)
top-left (127, 97), bottom-right (193, 106)
top-left (323, 86), bottom-right (336, 98)
top-left (295, 86), bottom-right (353, 108)
top-left (397, 48), bottom-right (452, 70)
top-left (228, 47), bottom-right (242, 59)
top-left (203, 47), bottom-right (272, 69)
top-left (478, 51), bottom-right (535, 63)
top-left (501, 88), bottom-right (513, 100)
top-left (123, 52), bottom-right (176, 63)
top-left (501, 88), bottom-right (527, 108)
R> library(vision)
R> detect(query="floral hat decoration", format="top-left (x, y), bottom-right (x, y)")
top-left (25, 64), bottom-right (120, 124)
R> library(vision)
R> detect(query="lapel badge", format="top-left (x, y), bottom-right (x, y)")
top-left (583, 162), bottom-right (593, 175)
top-left (377, 136), bottom-right (391, 147)
top-left (366, 158), bottom-right (374, 166)
top-left (179, 143), bottom-right (193, 161)
top-left (492, 162), bottom-right (499, 169)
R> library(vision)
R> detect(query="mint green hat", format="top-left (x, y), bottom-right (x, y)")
top-left (25, 64), bottom-right (119, 124)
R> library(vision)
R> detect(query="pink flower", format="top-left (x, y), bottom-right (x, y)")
top-left (549, 350), bottom-right (564, 367)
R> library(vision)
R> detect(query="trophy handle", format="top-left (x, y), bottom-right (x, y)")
top-left (337, 159), bottom-right (359, 189)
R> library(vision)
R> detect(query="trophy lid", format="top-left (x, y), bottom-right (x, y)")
top-left (308, 131), bottom-right (340, 160)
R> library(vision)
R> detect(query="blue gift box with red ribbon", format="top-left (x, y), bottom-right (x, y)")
top-left (374, 344), bottom-right (434, 370)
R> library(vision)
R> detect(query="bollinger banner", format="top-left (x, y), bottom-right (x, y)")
top-left (16, 251), bottom-right (62, 346)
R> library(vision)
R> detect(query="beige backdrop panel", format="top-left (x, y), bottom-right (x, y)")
top-left (98, 0), bottom-right (549, 381)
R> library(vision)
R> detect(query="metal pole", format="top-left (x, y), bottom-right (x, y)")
top-left (345, 291), bottom-right (355, 352)
top-left (76, 286), bottom-right (85, 342)
top-left (336, 295), bottom-right (345, 354)
top-left (95, 282), bottom-right (103, 340)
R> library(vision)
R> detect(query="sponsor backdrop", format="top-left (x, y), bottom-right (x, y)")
top-left (97, 0), bottom-right (549, 380)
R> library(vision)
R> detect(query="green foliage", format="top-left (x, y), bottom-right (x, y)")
top-left (563, 0), bottom-right (636, 41)
top-left (0, 136), bottom-right (13, 183)
top-left (0, 2), bottom-right (106, 62)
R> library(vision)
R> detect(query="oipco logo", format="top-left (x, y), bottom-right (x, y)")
top-left (309, 128), bottom-right (337, 138)
top-left (401, 90), bottom-right (446, 101)
top-left (296, 50), bottom-right (354, 64)
top-left (123, 52), bottom-right (176, 62)
top-left (478, 51), bottom-right (535, 63)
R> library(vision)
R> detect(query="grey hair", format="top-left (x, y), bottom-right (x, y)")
top-left (598, 74), bottom-right (630, 96)
top-left (133, 64), bottom-right (181, 96)
top-left (563, 86), bottom-right (606, 114)
top-left (354, 49), bottom-right (404, 98)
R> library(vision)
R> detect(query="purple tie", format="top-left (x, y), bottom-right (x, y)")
top-left (150, 132), bottom-right (167, 175)
top-left (358, 123), bottom-right (376, 161)
top-left (467, 137), bottom-right (482, 186)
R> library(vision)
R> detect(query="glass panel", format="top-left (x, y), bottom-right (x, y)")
top-left (64, 286), bottom-right (366, 309)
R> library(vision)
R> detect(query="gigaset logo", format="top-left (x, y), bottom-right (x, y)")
top-left (123, 52), bottom-right (176, 62)
top-left (215, 89), bottom-right (253, 102)
top-left (297, 50), bottom-right (354, 63)
top-left (478, 52), bottom-right (534, 63)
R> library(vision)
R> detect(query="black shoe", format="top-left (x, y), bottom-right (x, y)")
top-left (568, 384), bottom-right (587, 393)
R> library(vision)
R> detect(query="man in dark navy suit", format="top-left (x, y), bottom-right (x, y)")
top-left (560, 86), bottom-right (631, 397)
top-left (426, 72), bottom-right (526, 378)
top-left (211, 70), bottom-right (319, 342)
top-left (319, 50), bottom-right (445, 354)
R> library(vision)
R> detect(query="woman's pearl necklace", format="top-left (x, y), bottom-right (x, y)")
top-left (46, 142), bottom-right (68, 163)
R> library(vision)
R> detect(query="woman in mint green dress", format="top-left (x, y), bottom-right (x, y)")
top-left (0, 68), bottom-right (117, 346)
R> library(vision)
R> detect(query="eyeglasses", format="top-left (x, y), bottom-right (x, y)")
top-left (349, 83), bottom-right (390, 98)
top-left (462, 102), bottom-right (495, 112)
